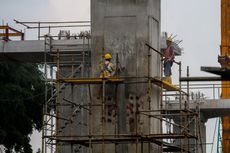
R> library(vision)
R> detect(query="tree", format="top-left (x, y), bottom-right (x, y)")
top-left (0, 60), bottom-right (46, 153)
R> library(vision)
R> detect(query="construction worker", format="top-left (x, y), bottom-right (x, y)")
top-left (163, 37), bottom-right (175, 83)
top-left (100, 53), bottom-right (115, 78)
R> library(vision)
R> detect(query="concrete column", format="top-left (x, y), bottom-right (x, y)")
top-left (91, 0), bottom-right (161, 153)
top-left (56, 65), bottom-right (90, 153)
top-left (172, 116), bottom-right (206, 153)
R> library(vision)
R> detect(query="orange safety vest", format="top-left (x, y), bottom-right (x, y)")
top-left (100, 62), bottom-right (114, 78)
top-left (163, 46), bottom-right (175, 60)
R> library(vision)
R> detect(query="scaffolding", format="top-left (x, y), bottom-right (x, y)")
top-left (40, 31), bottom-right (202, 153)
top-left (0, 25), bottom-right (24, 41)
top-left (41, 30), bottom-right (91, 152)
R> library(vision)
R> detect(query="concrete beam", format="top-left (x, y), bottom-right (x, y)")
top-left (0, 39), bottom-right (90, 63)
top-left (166, 99), bottom-right (230, 120)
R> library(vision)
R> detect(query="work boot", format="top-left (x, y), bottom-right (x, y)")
top-left (167, 76), bottom-right (172, 84)
top-left (163, 76), bottom-right (172, 84)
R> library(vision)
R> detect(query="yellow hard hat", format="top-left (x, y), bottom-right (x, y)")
top-left (166, 37), bottom-right (173, 42)
top-left (104, 53), bottom-right (112, 59)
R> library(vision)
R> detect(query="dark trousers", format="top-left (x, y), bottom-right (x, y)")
top-left (164, 60), bottom-right (173, 77)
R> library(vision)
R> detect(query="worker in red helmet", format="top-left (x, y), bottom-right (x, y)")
top-left (100, 53), bottom-right (115, 78)
top-left (163, 37), bottom-right (175, 83)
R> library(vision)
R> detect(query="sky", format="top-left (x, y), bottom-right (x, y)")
top-left (0, 0), bottom-right (221, 152)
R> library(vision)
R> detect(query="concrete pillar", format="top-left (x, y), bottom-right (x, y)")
top-left (56, 65), bottom-right (90, 153)
top-left (172, 115), bottom-right (206, 153)
top-left (57, 86), bottom-right (89, 153)
top-left (198, 115), bottom-right (206, 153)
top-left (91, 0), bottom-right (161, 153)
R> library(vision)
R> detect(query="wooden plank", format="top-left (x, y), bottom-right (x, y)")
top-left (58, 78), bottom-right (124, 84)
top-left (0, 33), bottom-right (23, 37)
top-left (151, 78), bottom-right (180, 91)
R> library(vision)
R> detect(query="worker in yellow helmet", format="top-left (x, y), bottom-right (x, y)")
top-left (104, 53), bottom-right (112, 60)
top-left (100, 53), bottom-right (115, 78)
top-left (163, 37), bottom-right (175, 83)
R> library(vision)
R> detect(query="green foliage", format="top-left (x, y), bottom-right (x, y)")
top-left (0, 60), bottom-right (46, 153)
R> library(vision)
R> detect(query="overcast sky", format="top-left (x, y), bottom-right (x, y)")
top-left (1, 0), bottom-right (221, 152)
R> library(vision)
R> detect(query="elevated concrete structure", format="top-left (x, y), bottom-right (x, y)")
top-left (2, 1), bottom-right (230, 153)
top-left (0, 39), bottom-right (90, 62)
top-left (166, 99), bottom-right (230, 153)
top-left (2, 39), bottom-right (230, 153)
top-left (166, 99), bottom-right (230, 120)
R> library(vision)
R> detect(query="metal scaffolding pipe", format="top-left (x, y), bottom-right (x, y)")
top-left (180, 76), bottom-right (222, 82)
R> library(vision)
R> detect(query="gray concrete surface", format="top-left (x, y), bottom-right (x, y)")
top-left (91, 0), bottom-right (161, 153)
top-left (0, 39), bottom-right (90, 62)
top-left (166, 99), bottom-right (230, 120)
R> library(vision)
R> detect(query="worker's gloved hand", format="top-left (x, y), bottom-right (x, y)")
top-left (107, 67), bottom-right (113, 73)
